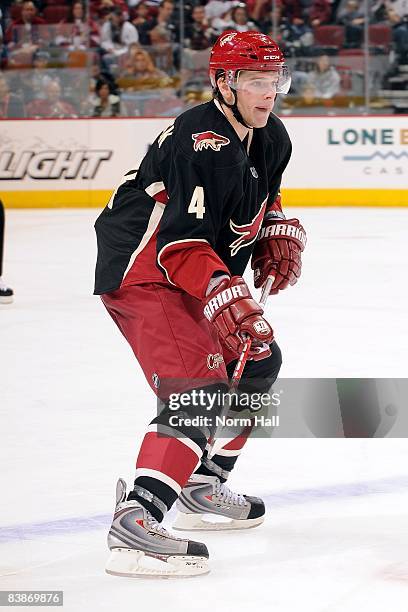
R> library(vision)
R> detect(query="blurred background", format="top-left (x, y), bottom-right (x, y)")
top-left (1, 0), bottom-right (407, 118)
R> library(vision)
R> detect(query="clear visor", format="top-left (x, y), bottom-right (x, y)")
top-left (226, 67), bottom-right (292, 95)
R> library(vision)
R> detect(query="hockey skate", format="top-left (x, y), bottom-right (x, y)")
top-left (0, 278), bottom-right (13, 304)
top-left (173, 474), bottom-right (265, 531)
top-left (106, 479), bottom-right (209, 578)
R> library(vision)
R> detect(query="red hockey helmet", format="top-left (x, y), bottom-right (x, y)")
top-left (209, 31), bottom-right (291, 94)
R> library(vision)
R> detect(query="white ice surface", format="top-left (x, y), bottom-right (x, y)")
top-left (1, 208), bottom-right (408, 611)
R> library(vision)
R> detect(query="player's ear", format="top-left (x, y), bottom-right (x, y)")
top-left (217, 75), bottom-right (234, 105)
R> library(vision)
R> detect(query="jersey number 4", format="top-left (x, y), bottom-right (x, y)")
top-left (188, 186), bottom-right (206, 219)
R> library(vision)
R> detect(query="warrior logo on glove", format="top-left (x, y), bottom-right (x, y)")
top-left (252, 212), bottom-right (307, 294)
top-left (258, 222), bottom-right (307, 246)
top-left (203, 276), bottom-right (274, 360)
top-left (204, 284), bottom-right (244, 319)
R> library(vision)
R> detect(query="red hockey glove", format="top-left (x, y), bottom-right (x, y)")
top-left (203, 276), bottom-right (274, 361)
top-left (252, 218), bottom-right (307, 293)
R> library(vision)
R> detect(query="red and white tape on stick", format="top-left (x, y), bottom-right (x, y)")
top-left (207, 275), bottom-right (275, 456)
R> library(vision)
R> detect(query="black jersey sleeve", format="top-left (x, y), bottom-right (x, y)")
top-left (265, 114), bottom-right (292, 214)
top-left (157, 143), bottom-right (241, 299)
top-left (268, 140), bottom-right (292, 203)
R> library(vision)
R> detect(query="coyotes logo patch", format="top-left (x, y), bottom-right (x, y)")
top-left (220, 32), bottom-right (237, 46)
top-left (192, 131), bottom-right (230, 152)
top-left (229, 196), bottom-right (268, 257)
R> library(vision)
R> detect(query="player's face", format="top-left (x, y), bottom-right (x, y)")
top-left (235, 71), bottom-right (278, 128)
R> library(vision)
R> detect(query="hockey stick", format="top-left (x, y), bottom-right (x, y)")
top-left (206, 274), bottom-right (275, 456)
top-left (229, 274), bottom-right (275, 389)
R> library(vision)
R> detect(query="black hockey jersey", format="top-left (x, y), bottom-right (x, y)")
top-left (94, 100), bottom-right (291, 299)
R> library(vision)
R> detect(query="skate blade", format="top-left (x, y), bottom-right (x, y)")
top-left (105, 548), bottom-right (210, 578)
top-left (173, 512), bottom-right (264, 531)
top-left (0, 296), bottom-right (13, 304)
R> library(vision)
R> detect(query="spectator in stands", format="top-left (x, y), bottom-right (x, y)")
top-left (211, 3), bottom-right (259, 35)
top-left (91, 0), bottom-right (129, 20)
top-left (299, 81), bottom-right (321, 105)
top-left (26, 79), bottom-right (77, 117)
top-left (210, 6), bottom-right (236, 35)
top-left (281, 5), bottom-right (313, 54)
top-left (260, 0), bottom-right (313, 52)
top-left (184, 5), bottom-right (214, 50)
top-left (91, 78), bottom-right (121, 116)
top-left (258, 3), bottom-right (284, 36)
top-left (386, 0), bottom-right (408, 62)
top-left (334, 0), bottom-right (357, 17)
top-left (5, 0), bottom-right (47, 66)
top-left (230, 4), bottom-right (258, 32)
top-left (100, 7), bottom-right (139, 55)
top-left (337, 0), bottom-right (365, 47)
top-left (90, 59), bottom-right (118, 93)
top-left (23, 49), bottom-right (54, 100)
top-left (371, 0), bottom-right (396, 22)
top-left (281, 0), bottom-right (304, 23)
top-left (298, 0), bottom-right (313, 18)
top-left (138, 0), bottom-right (177, 45)
top-left (120, 41), bottom-right (142, 66)
top-left (120, 44), bottom-right (155, 77)
top-left (205, 0), bottom-right (240, 22)
top-left (246, 0), bottom-right (271, 23)
top-left (56, 1), bottom-right (100, 49)
top-left (0, 0), bottom-right (13, 35)
top-left (308, 0), bottom-right (332, 26)
top-left (79, 61), bottom-right (118, 114)
top-left (132, 2), bottom-right (150, 38)
top-left (308, 54), bottom-right (341, 97)
top-left (117, 47), bottom-right (169, 89)
top-left (0, 8), bottom-right (6, 69)
top-left (0, 74), bottom-right (25, 118)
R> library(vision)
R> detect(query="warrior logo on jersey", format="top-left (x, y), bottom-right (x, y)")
top-left (192, 132), bottom-right (230, 152)
top-left (229, 196), bottom-right (268, 257)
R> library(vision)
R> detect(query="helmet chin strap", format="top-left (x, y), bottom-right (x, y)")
top-left (219, 89), bottom-right (254, 130)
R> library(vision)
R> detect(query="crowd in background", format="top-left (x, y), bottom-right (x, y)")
top-left (0, 0), bottom-right (407, 117)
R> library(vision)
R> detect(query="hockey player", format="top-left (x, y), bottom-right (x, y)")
top-left (94, 30), bottom-right (307, 577)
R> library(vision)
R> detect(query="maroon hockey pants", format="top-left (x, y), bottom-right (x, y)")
top-left (102, 283), bottom-right (281, 499)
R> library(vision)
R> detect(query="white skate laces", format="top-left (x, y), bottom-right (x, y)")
top-left (214, 480), bottom-right (248, 507)
top-left (122, 499), bottom-right (181, 540)
top-left (144, 511), bottom-right (180, 540)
